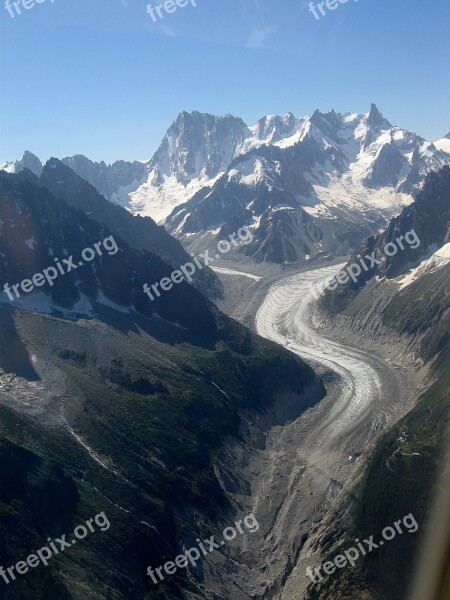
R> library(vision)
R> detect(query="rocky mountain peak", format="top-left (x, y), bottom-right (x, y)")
top-left (253, 113), bottom-right (297, 142)
top-left (13, 150), bottom-right (43, 177)
top-left (60, 154), bottom-right (147, 205)
top-left (149, 110), bottom-right (250, 185)
top-left (367, 103), bottom-right (389, 128)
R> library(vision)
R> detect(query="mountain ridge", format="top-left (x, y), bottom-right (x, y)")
top-left (319, 165), bottom-right (450, 314)
top-left (4, 105), bottom-right (449, 220)
top-left (3, 107), bottom-right (450, 265)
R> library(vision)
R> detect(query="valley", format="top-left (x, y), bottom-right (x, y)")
top-left (2, 4), bottom-right (449, 598)
top-left (200, 262), bottom-right (422, 599)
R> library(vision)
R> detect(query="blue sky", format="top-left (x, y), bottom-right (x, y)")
top-left (1, 0), bottom-right (449, 163)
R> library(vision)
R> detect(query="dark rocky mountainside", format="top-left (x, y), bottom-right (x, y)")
top-left (61, 154), bottom-right (147, 204)
top-left (39, 159), bottom-right (222, 300)
top-left (310, 167), bottom-right (450, 600)
top-left (321, 166), bottom-right (450, 314)
top-left (165, 140), bottom-right (377, 264)
top-left (0, 170), bottom-right (324, 599)
top-left (0, 170), bottom-right (216, 334)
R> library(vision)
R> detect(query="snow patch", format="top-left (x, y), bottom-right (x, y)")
top-left (210, 266), bottom-right (261, 281)
top-left (396, 243), bottom-right (450, 290)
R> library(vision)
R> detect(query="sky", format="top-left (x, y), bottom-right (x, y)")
top-left (1, 0), bottom-right (449, 164)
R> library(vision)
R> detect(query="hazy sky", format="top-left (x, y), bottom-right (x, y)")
top-left (1, 0), bottom-right (449, 164)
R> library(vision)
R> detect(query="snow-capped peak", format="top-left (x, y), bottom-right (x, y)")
top-left (0, 150), bottom-right (43, 177)
top-left (434, 131), bottom-right (450, 155)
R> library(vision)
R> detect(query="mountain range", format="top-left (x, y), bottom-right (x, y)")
top-left (3, 106), bottom-right (450, 264)
top-left (1, 115), bottom-right (449, 599)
